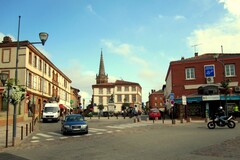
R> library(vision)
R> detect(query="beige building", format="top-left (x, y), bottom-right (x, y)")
top-left (0, 36), bottom-right (71, 125)
top-left (92, 51), bottom-right (142, 113)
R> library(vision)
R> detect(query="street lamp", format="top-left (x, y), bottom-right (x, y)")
top-left (13, 16), bottom-right (49, 146)
top-left (214, 51), bottom-right (228, 116)
top-left (0, 73), bottom-right (10, 148)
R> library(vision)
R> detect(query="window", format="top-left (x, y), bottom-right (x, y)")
top-left (125, 95), bottom-right (129, 102)
top-left (132, 95), bottom-right (136, 102)
top-left (132, 86), bottom-right (136, 91)
top-left (2, 49), bottom-right (11, 63)
top-left (34, 55), bottom-right (37, 68)
top-left (48, 66), bottom-right (51, 77)
top-left (125, 86), bottom-right (129, 92)
top-left (99, 97), bottom-right (103, 104)
top-left (117, 95), bottom-right (122, 102)
top-left (44, 63), bottom-right (47, 74)
top-left (29, 52), bottom-right (32, 64)
top-left (107, 88), bottom-right (111, 94)
top-left (185, 68), bottom-right (195, 79)
top-left (225, 64), bottom-right (235, 77)
top-left (99, 88), bottom-right (103, 94)
top-left (39, 59), bottom-right (42, 71)
top-left (117, 86), bottom-right (121, 92)
top-left (155, 97), bottom-right (157, 100)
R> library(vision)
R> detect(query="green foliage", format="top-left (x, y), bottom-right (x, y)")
top-left (97, 104), bottom-right (104, 111)
top-left (2, 79), bottom-right (26, 105)
top-left (221, 79), bottom-right (231, 89)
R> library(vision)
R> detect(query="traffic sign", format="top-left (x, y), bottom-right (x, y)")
top-left (204, 65), bottom-right (215, 77)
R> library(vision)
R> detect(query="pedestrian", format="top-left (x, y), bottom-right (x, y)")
top-left (233, 104), bottom-right (239, 119)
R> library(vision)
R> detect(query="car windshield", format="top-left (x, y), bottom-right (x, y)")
top-left (44, 107), bottom-right (59, 112)
top-left (65, 116), bottom-right (84, 122)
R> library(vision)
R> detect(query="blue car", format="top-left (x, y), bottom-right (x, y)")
top-left (61, 114), bottom-right (88, 135)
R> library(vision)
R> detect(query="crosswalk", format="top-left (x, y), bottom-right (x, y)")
top-left (30, 122), bottom-right (152, 143)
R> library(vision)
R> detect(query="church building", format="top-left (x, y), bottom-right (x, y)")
top-left (92, 51), bottom-right (142, 113)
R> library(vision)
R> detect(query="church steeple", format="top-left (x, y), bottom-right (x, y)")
top-left (96, 50), bottom-right (108, 84)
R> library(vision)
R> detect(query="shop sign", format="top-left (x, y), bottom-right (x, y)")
top-left (202, 95), bottom-right (220, 101)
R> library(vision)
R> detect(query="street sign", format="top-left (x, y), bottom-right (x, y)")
top-left (182, 95), bottom-right (187, 105)
top-left (170, 93), bottom-right (174, 106)
top-left (204, 65), bottom-right (215, 77)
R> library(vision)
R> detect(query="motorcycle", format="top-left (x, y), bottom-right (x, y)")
top-left (207, 115), bottom-right (236, 129)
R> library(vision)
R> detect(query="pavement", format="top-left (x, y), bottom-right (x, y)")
top-left (0, 120), bottom-right (35, 151)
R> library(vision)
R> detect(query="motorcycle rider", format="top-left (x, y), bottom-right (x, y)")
top-left (217, 106), bottom-right (226, 124)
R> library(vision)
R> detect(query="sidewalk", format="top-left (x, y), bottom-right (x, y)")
top-left (0, 120), bottom-right (36, 151)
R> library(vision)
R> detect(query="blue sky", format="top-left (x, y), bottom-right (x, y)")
top-left (1, 0), bottom-right (240, 103)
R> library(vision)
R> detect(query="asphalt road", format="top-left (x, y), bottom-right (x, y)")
top-left (0, 117), bottom-right (239, 160)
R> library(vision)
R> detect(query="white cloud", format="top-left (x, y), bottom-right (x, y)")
top-left (187, 0), bottom-right (240, 54)
top-left (101, 39), bottom-right (147, 66)
top-left (174, 15), bottom-right (186, 21)
top-left (219, 0), bottom-right (240, 16)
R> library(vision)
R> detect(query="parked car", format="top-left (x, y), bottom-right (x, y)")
top-left (61, 114), bottom-right (88, 135)
top-left (149, 108), bottom-right (161, 120)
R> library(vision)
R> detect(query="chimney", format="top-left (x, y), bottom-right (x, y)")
top-left (2, 36), bottom-right (12, 43)
top-left (195, 52), bottom-right (198, 57)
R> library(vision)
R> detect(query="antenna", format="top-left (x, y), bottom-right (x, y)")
top-left (191, 43), bottom-right (202, 53)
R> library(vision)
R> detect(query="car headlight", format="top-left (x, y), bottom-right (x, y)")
top-left (81, 124), bottom-right (88, 128)
top-left (64, 125), bottom-right (71, 128)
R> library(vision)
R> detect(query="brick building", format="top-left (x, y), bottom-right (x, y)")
top-left (165, 53), bottom-right (240, 118)
top-left (148, 89), bottom-right (165, 111)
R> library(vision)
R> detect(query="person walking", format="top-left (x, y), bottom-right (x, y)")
top-left (233, 104), bottom-right (239, 119)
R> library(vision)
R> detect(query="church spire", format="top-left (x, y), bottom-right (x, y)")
top-left (96, 49), bottom-right (108, 84)
top-left (99, 49), bottom-right (105, 76)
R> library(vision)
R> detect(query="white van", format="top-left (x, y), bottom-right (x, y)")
top-left (42, 103), bottom-right (60, 122)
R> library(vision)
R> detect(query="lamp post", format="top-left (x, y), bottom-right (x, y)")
top-left (214, 49), bottom-right (228, 116)
top-left (13, 16), bottom-right (49, 146)
top-left (0, 73), bottom-right (10, 148)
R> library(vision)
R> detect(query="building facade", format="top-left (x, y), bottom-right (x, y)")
top-left (0, 36), bottom-right (71, 125)
top-left (164, 53), bottom-right (240, 118)
top-left (148, 89), bottom-right (165, 111)
top-left (92, 51), bottom-right (142, 113)
top-left (70, 87), bottom-right (81, 109)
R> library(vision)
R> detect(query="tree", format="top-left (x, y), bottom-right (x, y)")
top-left (97, 104), bottom-right (104, 111)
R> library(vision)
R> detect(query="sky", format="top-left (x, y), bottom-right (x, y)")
top-left (1, 0), bottom-right (240, 104)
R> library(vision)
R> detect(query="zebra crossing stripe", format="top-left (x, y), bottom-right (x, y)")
top-left (32, 136), bottom-right (40, 140)
top-left (48, 132), bottom-right (62, 136)
top-left (36, 133), bottom-right (53, 138)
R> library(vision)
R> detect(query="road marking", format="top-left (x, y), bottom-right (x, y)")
top-left (32, 136), bottom-right (40, 140)
top-left (48, 132), bottom-right (62, 136)
top-left (36, 133), bottom-right (53, 138)
top-left (59, 137), bottom-right (68, 139)
top-left (46, 138), bottom-right (54, 141)
top-left (96, 132), bottom-right (103, 135)
top-left (31, 140), bottom-right (40, 143)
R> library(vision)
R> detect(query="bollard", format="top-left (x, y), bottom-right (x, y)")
top-left (29, 123), bottom-right (32, 133)
top-left (180, 118), bottom-right (184, 123)
top-left (162, 118), bottom-right (164, 124)
top-left (21, 126), bottom-right (23, 140)
top-left (146, 117), bottom-right (149, 121)
top-left (26, 124), bottom-right (28, 136)
top-left (187, 117), bottom-right (191, 123)
top-left (134, 118), bottom-right (137, 123)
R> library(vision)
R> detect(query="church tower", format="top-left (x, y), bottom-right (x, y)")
top-left (96, 50), bottom-right (108, 84)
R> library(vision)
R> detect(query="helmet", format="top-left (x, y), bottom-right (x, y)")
top-left (219, 106), bottom-right (223, 110)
